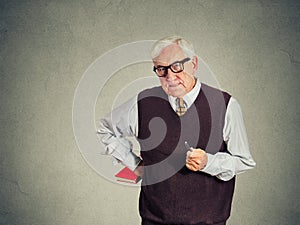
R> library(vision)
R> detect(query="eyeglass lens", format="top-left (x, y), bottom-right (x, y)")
top-left (154, 58), bottom-right (190, 77)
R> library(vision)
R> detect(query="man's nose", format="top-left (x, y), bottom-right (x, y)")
top-left (166, 68), bottom-right (176, 80)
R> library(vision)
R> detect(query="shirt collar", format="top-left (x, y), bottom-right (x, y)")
top-left (168, 78), bottom-right (201, 111)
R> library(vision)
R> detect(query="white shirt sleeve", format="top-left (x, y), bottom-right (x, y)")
top-left (201, 97), bottom-right (256, 181)
top-left (97, 95), bottom-right (141, 171)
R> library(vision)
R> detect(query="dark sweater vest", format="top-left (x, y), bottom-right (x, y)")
top-left (137, 83), bottom-right (235, 225)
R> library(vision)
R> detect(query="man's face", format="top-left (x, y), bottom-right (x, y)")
top-left (153, 44), bottom-right (198, 98)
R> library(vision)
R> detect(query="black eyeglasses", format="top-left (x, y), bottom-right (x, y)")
top-left (153, 57), bottom-right (191, 77)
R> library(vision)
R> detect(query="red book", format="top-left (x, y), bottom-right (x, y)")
top-left (115, 167), bottom-right (141, 184)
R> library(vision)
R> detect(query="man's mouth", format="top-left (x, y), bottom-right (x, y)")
top-left (167, 84), bottom-right (178, 88)
top-left (167, 81), bottom-right (184, 88)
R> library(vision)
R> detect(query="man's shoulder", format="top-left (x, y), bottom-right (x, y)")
top-left (200, 83), bottom-right (231, 106)
top-left (201, 83), bottom-right (228, 93)
top-left (138, 86), bottom-right (166, 99)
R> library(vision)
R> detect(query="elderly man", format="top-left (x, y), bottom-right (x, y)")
top-left (98, 36), bottom-right (256, 225)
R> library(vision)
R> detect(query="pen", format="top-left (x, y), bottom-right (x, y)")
top-left (185, 141), bottom-right (193, 160)
top-left (184, 141), bottom-right (192, 151)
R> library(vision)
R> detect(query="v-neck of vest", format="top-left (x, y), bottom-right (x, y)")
top-left (172, 88), bottom-right (203, 119)
top-left (173, 106), bottom-right (190, 118)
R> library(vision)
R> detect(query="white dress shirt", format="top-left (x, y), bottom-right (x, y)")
top-left (98, 79), bottom-right (256, 181)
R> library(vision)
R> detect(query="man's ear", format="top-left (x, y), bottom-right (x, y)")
top-left (192, 56), bottom-right (198, 73)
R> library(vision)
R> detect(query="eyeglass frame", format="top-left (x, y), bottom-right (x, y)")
top-left (153, 57), bottom-right (191, 77)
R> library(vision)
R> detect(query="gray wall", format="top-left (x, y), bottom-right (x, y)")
top-left (1, 0), bottom-right (299, 224)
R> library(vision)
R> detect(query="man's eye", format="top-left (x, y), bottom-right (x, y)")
top-left (157, 67), bottom-right (166, 72)
top-left (171, 63), bottom-right (181, 70)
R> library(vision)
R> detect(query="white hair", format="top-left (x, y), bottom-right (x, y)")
top-left (151, 36), bottom-right (196, 59)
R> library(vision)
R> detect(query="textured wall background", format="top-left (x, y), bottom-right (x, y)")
top-left (1, 0), bottom-right (299, 224)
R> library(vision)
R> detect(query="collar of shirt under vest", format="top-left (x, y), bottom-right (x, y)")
top-left (168, 78), bottom-right (201, 112)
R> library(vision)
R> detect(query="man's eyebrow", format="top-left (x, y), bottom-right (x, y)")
top-left (155, 64), bottom-right (165, 68)
top-left (170, 60), bottom-right (181, 64)
top-left (155, 60), bottom-right (181, 68)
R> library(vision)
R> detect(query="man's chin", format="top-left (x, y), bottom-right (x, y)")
top-left (167, 89), bottom-right (184, 98)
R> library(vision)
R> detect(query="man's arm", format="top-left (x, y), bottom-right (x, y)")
top-left (186, 97), bottom-right (256, 181)
top-left (97, 96), bottom-right (142, 171)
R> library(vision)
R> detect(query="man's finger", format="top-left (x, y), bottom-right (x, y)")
top-left (186, 158), bottom-right (200, 165)
top-left (186, 162), bottom-right (198, 171)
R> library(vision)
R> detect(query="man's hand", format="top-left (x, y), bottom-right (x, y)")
top-left (134, 160), bottom-right (144, 177)
top-left (186, 148), bottom-right (208, 171)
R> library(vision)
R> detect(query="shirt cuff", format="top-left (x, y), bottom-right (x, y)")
top-left (121, 152), bottom-right (141, 171)
top-left (200, 153), bottom-right (215, 174)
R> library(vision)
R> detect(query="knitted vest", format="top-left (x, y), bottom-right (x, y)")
top-left (137, 83), bottom-right (235, 224)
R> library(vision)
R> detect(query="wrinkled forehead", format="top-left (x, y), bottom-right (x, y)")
top-left (153, 44), bottom-right (187, 66)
